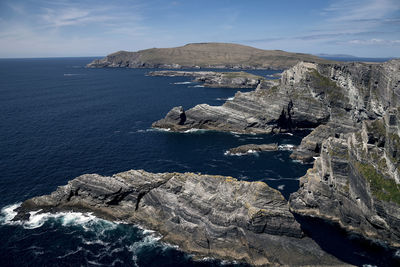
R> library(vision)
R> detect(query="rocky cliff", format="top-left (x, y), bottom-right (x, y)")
top-left (15, 170), bottom-right (345, 266)
top-left (289, 112), bottom-right (400, 247)
top-left (153, 59), bottom-right (400, 248)
top-left (154, 60), bottom-right (400, 160)
top-left (87, 43), bottom-right (331, 70)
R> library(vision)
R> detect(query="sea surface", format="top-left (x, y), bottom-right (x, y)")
top-left (0, 58), bottom-right (398, 266)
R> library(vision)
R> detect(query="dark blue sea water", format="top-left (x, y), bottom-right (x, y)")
top-left (0, 58), bottom-right (398, 266)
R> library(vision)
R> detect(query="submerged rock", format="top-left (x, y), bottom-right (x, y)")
top-left (16, 170), bottom-right (346, 266)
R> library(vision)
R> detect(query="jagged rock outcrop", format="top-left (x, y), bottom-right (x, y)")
top-left (148, 70), bottom-right (264, 88)
top-left (290, 111), bottom-right (400, 247)
top-left (154, 59), bottom-right (400, 162)
top-left (15, 170), bottom-right (346, 266)
top-left (226, 143), bottom-right (278, 155)
top-left (87, 43), bottom-right (331, 70)
top-left (151, 59), bottom-right (400, 248)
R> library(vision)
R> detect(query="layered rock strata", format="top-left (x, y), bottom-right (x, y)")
top-left (148, 70), bottom-right (265, 88)
top-left (154, 60), bottom-right (400, 162)
top-left (290, 112), bottom-right (400, 247)
top-left (16, 170), bottom-right (345, 266)
top-left (153, 59), bottom-right (400, 247)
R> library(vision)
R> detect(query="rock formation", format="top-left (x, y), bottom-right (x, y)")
top-left (148, 70), bottom-right (265, 88)
top-left (226, 143), bottom-right (278, 155)
top-left (153, 59), bottom-right (400, 249)
top-left (290, 112), bottom-right (400, 247)
top-left (86, 43), bottom-right (331, 70)
top-left (15, 170), bottom-right (345, 266)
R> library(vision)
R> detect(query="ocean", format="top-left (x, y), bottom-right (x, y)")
top-left (0, 58), bottom-right (397, 266)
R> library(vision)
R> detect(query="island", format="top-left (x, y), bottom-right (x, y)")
top-left (87, 42), bottom-right (332, 70)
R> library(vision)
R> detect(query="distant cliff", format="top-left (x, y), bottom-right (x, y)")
top-left (87, 43), bottom-right (331, 70)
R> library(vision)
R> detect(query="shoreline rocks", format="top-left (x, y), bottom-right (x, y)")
top-left (225, 143), bottom-right (278, 155)
top-left (148, 70), bottom-right (266, 88)
top-left (15, 170), bottom-right (347, 266)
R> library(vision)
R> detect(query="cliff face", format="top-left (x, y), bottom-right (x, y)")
top-left (290, 112), bottom-right (400, 246)
top-left (154, 60), bottom-right (400, 160)
top-left (16, 170), bottom-right (345, 266)
top-left (87, 43), bottom-right (331, 70)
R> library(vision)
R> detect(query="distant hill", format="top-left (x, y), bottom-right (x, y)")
top-left (87, 43), bottom-right (332, 70)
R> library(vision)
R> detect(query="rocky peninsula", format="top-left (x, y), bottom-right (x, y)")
top-left (87, 42), bottom-right (331, 70)
top-left (148, 70), bottom-right (267, 88)
top-left (15, 170), bottom-right (346, 266)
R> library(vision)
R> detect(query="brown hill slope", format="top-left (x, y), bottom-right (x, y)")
top-left (87, 42), bottom-right (332, 70)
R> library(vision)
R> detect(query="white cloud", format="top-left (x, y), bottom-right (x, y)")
top-left (348, 39), bottom-right (400, 45)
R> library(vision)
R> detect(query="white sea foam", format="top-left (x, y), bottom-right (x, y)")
top-left (0, 203), bottom-right (20, 224)
top-left (183, 128), bottom-right (207, 133)
top-left (282, 132), bottom-right (293, 136)
top-left (173, 81), bottom-right (192, 85)
top-left (193, 85), bottom-right (204, 88)
top-left (224, 149), bottom-right (259, 156)
top-left (278, 144), bottom-right (295, 151)
top-left (216, 96), bottom-right (235, 101)
top-left (277, 184), bottom-right (285, 190)
top-left (0, 203), bottom-right (116, 231)
top-left (151, 127), bottom-right (171, 132)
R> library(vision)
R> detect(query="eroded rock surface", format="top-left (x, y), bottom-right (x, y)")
top-left (16, 170), bottom-right (346, 266)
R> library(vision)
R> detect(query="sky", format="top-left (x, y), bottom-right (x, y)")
top-left (0, 0), bottom-right (399, 58)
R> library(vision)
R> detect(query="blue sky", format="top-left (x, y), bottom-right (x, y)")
top-left (0, 0), bottom-right (399, 58)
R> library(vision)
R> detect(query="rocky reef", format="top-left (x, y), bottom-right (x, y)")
top-left (226, 143), bottom-right (278, 155)
top-left (87, 43), bottom-right (331, 70)
top-left (15, 170), bottom-right (345, 266)
top-left (148, 70), bottom-right (265, 88)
